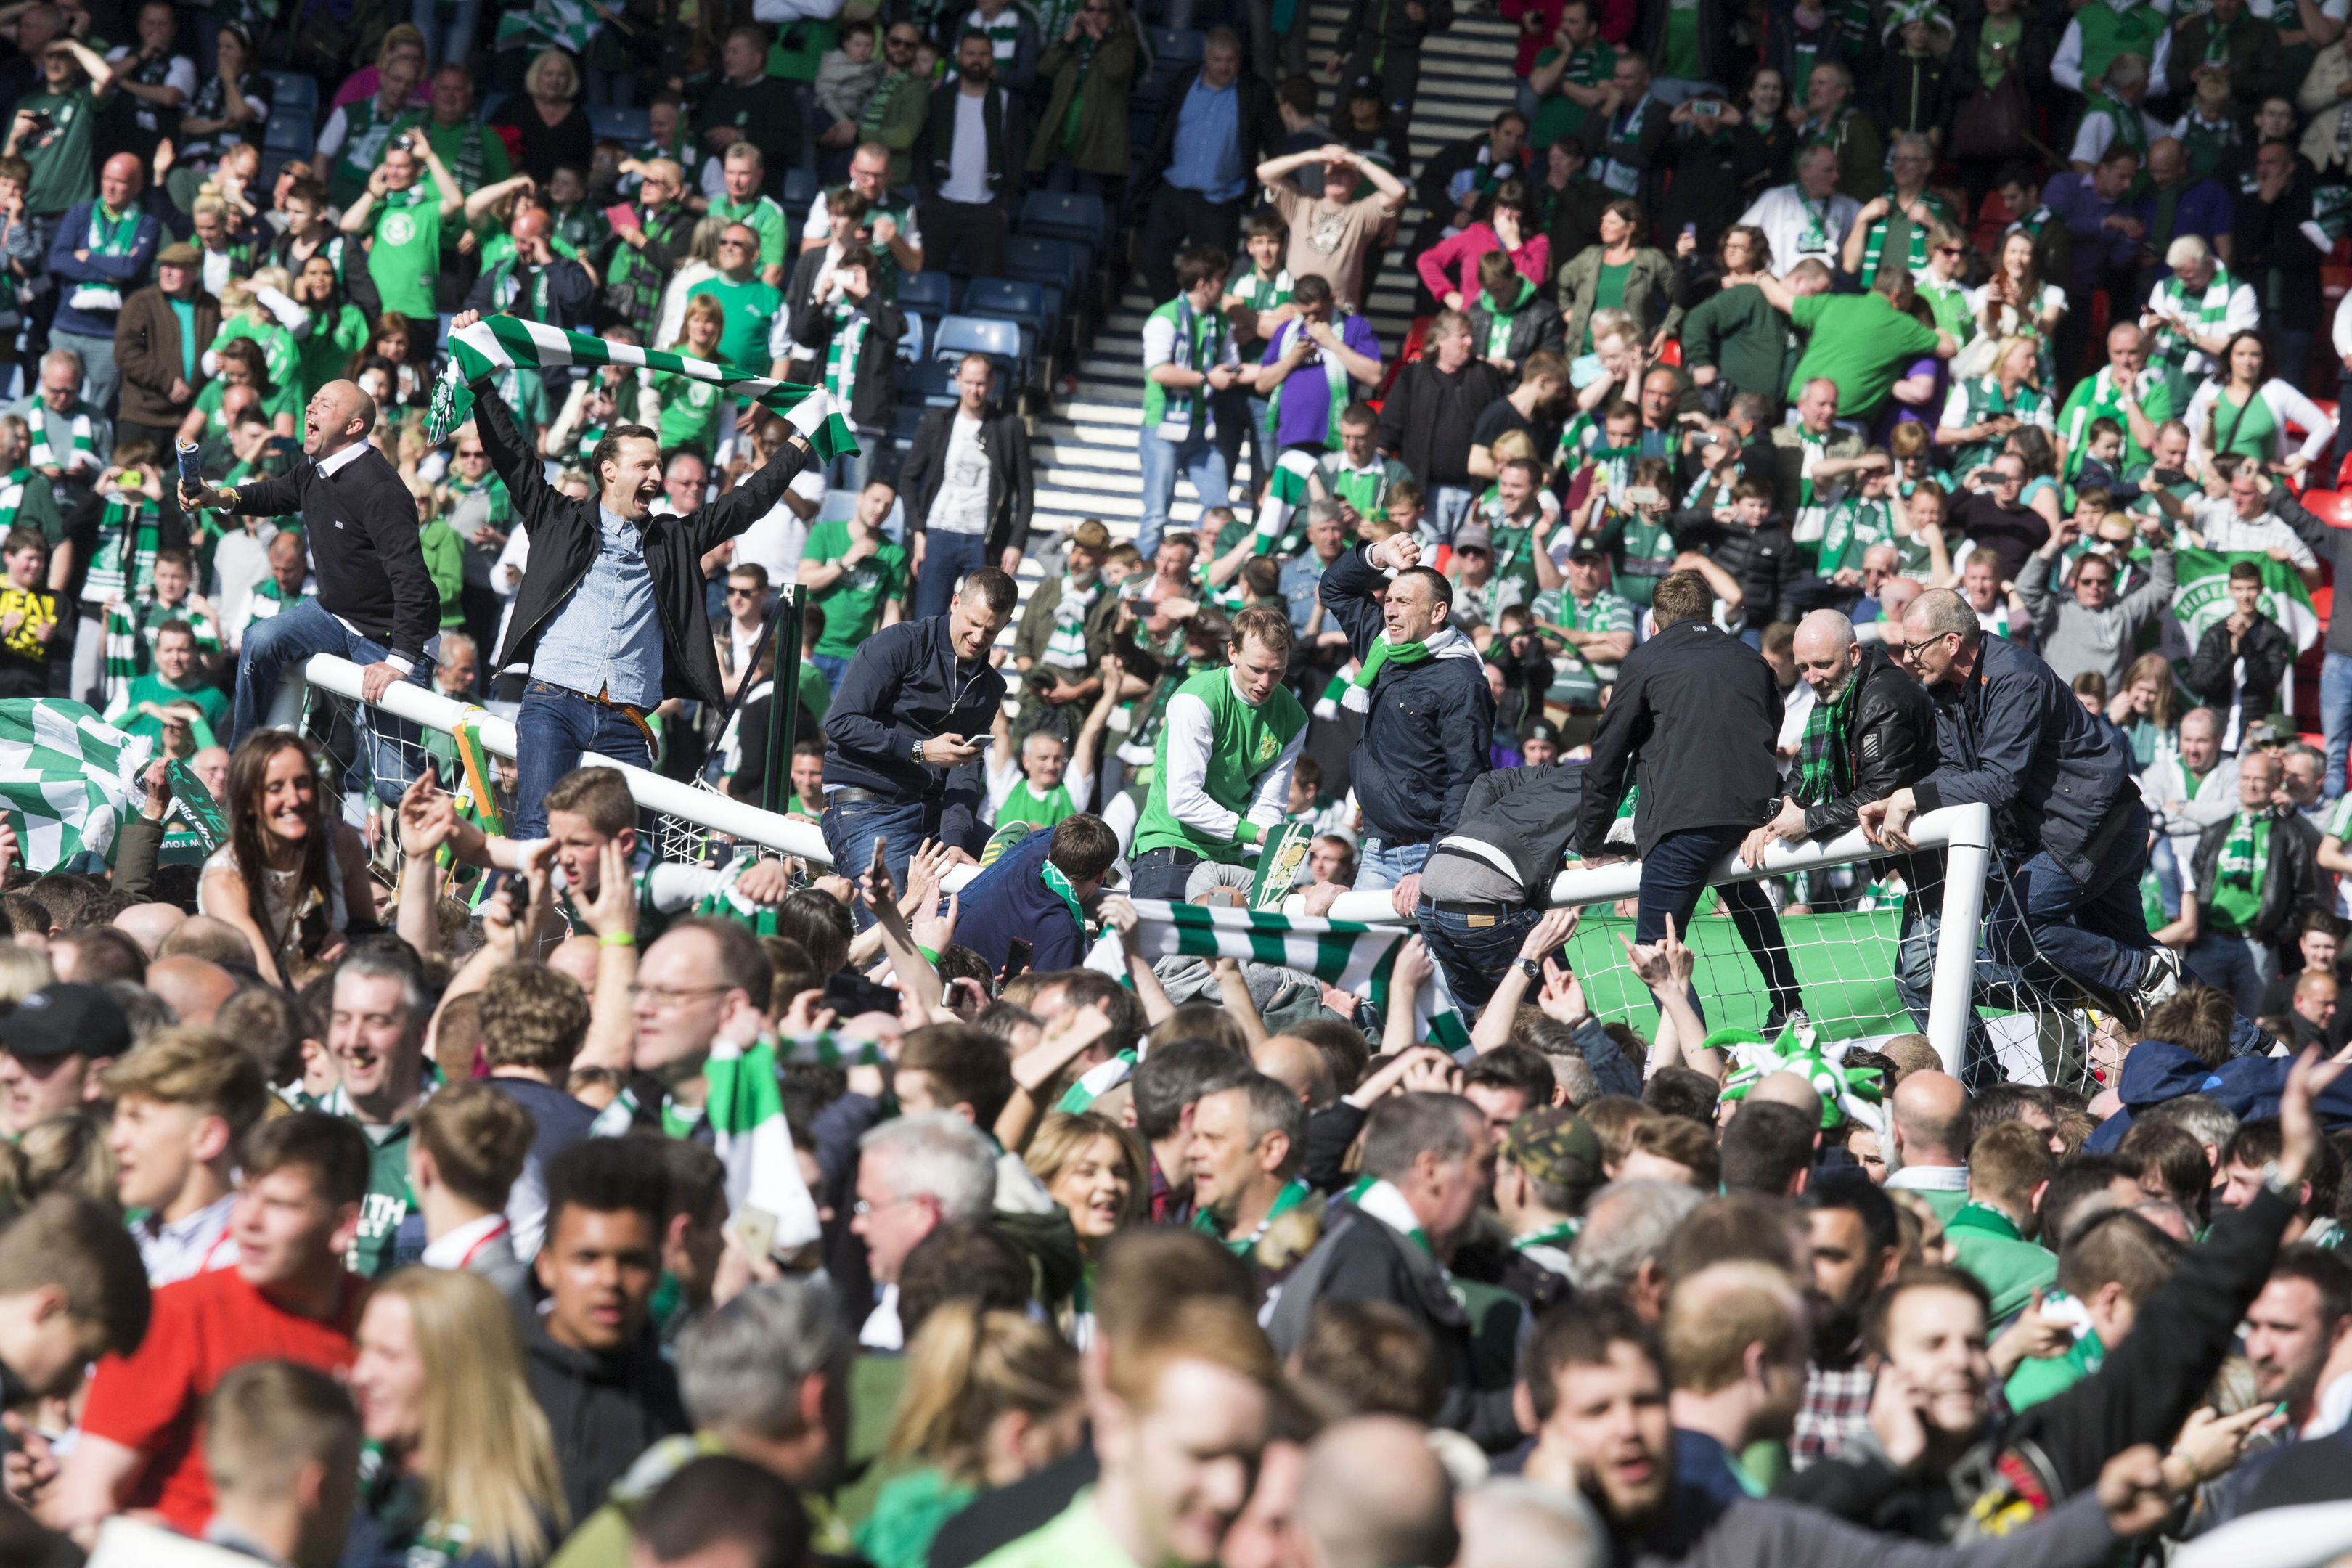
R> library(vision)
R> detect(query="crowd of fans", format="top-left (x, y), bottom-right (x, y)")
top-left (0, 0), bottom-right (2340, 1564)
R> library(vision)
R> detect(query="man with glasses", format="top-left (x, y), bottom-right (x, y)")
top-left (1860, 587), bottom-right (2179, 1032)
top-left (687, 224), bottom-right (792, 386)
top-left (802, 139), bottom-right (925, 283)
top-left (849, 1111), bottom-right (995, 1347)
top-left (2018, 509), bottom-right (2174, 692)
top-left (604, 158), bottom-right (695, 346)
top-left (1839, 133), bottom-right (1957, 285)
top-left (857, 31), bottom-right (931, 191)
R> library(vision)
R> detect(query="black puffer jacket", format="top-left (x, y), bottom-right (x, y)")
top-left (519, 1309), bottom-right (689, 1530)
top-left (475, 385), bottom-right (817, 708)
top-left (1670, 511), bottom-right (1802, 632)
top-left (2186, 613), bottom-right (2296, 730)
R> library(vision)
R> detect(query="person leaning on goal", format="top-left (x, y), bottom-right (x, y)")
top-left (1860, 586), bottom-right (2177, 1029)
top-left (438, 309), bottom-right (826, 842)
top-left (1572, 568), bottom-right (1808, 1031)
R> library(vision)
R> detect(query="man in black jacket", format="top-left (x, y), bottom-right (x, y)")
top-left (1265, 1092), bottom-right (1520, 1451)
top-left (899, 353), bottom-right (1034, 622)
top-left (1861, 587), bottom-right (2175, 1026)
top-left (1317, 531), bottom-right (1492, 894)
top-left (1574, 568), bottom-right (1806, 1026)
top-left (1405, 113), bottom-right (1526, 298)
top-left (2186, 560), bottom-right (2296, 748)
top-left (785, 245), bottom-right (905, 491)
top-left (1413, 761), bottom-right (1583, 1013)
top-left (1133, 33), bottom-right (1281, 305)
top-left (917, 33), bottom-right (1025, 281)
top-left (2190, 748), bottom-right (2325, 1017)
top-left (1672, 478), bottom-right (1801, 639)
top-left (1373, 312), bottom-right (1506, 542)
top-left (188, 378), bottom-right (441, 793)
top-left (820, 566), bottom-right (1017, 890)
top-left (444, 311), bottom-right (826, 839)
top-left (1328, 0), bottom-right (1452, 122)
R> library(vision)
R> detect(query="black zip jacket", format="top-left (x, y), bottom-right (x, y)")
top-left (1463, 292), bottom-right (1564, 369)
top-left (2274, 486), bottom-right (2352, 658)
top-left (2192, 807), bottom-right (2323, 944)
top-left (920, 80), bottom-right (1025, 205)
top-left (1134, 65), bottom-right (1281, 202)
top-left (1427, 761), bottom-right (1584, 905)
top-left (2186, 613), bottom-right (2296, 724)
top-left (1575, 618), bottom-right (1783, 860)
top-left (1778, 1185), bottom-right (2299, 1540)
top-left (899, 401), bottom-right (1035, 562)
top-left (1376, 357), bottom-right (1509, 489)
top-left (785, 281), bottom-right (905, 432)
top-left (1670, 512), bottom-right (1802, 632)
top-left (519, 1308), bottom-right (689, 1530)
top-left (1336, 0), bottom-right (1452, 57)
top-left (1318, 544), bottom-right (1493, 841)
top-left (473, 385), bottom-right (816, 709)
top-left (1911, 633), bottom-right (2140, 886)
top-left (230, 444), bottom-right (438, 669)
top-left (1801, 643), bottom-right (1940, 841)
top-left (821, 613), bottom-right (1006, 845)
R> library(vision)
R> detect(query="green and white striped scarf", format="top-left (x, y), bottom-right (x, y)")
top-left (83, 497), bottom-right (159, 607)
top-left (2148, 263), bottom-right (2240, 375)
top-left (822, 303), bottom-right (867, 414)
top-left (589, 1035), bottom-right (822, 1251)
top-left (1857, 189), bottom-right (1956, 279)
top-left (101, 596), bottom-right (221, 706)
top-left (1254, 449), bottom-right (1320, 555)
top-left (30, 407), bottom-right (94, 473)
top-left (1044, 575), bottom-right (1101, 669)
top-left (428, 317), bottom-right (859, 460)
top-left (0, 465), bottom-right (36, 526)
top-left (240, 576), bottom-right (312, 640)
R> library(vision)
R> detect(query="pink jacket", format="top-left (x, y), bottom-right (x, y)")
top-left (1414, 224), bottom-right (1550, 312)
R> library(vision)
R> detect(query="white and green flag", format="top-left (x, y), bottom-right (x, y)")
top-left (0, 701), bottom-right (149, 870)
top-left (2171, 547), bottom-right (2321, 650)
top-left (493, 0), bottom-right (598, 56)
top-left (429, 317), bottom-right (860, 460)
top-left (590, 1036), bottom-right (822, 1251)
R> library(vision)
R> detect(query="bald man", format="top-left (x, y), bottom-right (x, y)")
top-left (112, 900), bottom-right (187, 957)
top-left (185, 379), bottom-right (441, 795)
top-left (147, 955), bottom-right (239, 1026)
top-left (1252, 1034), bottom-right (1334, 1108)
top-left (461, 202), bottom-right (593, 349)
top-left (49, 150), bottom-right (160, 414)
top-left (1886, 1069), bottom-right (1971, 1220)
top-left (1296, 1417), bottom-right (1458, 1568)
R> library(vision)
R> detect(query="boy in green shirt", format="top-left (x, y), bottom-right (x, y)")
top-left (796, 480), bottom-right (906, 693)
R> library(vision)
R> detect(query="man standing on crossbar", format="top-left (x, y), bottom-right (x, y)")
top-left (442, 309), bottom-right (825, 841)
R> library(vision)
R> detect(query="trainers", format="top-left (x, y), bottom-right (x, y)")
top-left (2123, 946), bottom-right (2182, 1029)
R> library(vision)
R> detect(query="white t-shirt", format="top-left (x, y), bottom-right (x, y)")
top-left (941, 91), bottom-right (991, 203)
top-left (734, 470), bottom-right (825, 584)
top-left (931, 412), bottom-right (994, 535)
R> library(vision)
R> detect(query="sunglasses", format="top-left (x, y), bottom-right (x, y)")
top-left (719, 238), bottom-right (751, 249)
top-left (727, 587), bottom-right (759, 598)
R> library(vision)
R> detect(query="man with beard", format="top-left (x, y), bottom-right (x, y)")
top-left (1793, 1170), bottom-right (1903, 1470)
top-left (1665, 1263), bottom-right (1811, 1506)
top-left (916, 32), bottom-right (1024, 281)
top-left (1776, 1050), bottom-right (2340, 1540)
top-left (1514, 1294), bottom-right (2179, 1567)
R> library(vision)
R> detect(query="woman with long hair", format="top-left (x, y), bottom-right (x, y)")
top-left (1731, 64), bottom-right (1796, 202)
top-left (175, 23), bottom-right (271, 173)
top-left (1024, 1111), bottom-right (1146, 1261)
top-left (2004, 423), bottom-right (2065, 531)
top-left (1416, 179), bottom-right (1549, 314)
top-left (2110, 650), bottom-right (2181, 769)
top-left (854, 1302), bottom-right (1084, 1568)
top-left (2184, 330), bottom-right (2337, 474)
top-left (348, 1267), bottom-right (570, 1567)
top-left (1935, 334), bottom-right (2052, 478)
top-left (1968, 229), bottom-right (2065, 373)
top-left (1556, 198), bottom-right (1675, 354)
top-left (648, 293), bottom-right (730, 459)
top-left (292, 253), bottom-right (372, 402)
top-left (197, 730), bottom-right (371, 987)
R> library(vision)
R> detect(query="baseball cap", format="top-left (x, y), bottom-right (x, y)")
top-left (1, 983), bottom-right (131, 1062)
top-left (1522, 717), bottom-right (1562, 748)
top-left (1453, 523), bottom-right (1493, 553)
top-left (1500, 1106), bottom-right (1604, 1198)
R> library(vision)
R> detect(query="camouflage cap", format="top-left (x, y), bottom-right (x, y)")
top-left (1499, 1106), bottom-right (1604, 1196)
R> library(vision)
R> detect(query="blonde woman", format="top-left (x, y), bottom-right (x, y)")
top-left (653, 215), bottom-right (731, 355)
top-left (1024, 1111), bottom-right (1146, 1257)
top-left (489, 49), bottom-right (592, 186)
top-left (348, 1267), bottom-right (569, 1567)
top-left (646, 293), bottom-right (729, 459)
top-left (1935, 334), bottom-right (2053, 479)
top-left (854, 1303), bottom-right (1085, 1568)
top-left (0, 942), bottom-right (54, 1001)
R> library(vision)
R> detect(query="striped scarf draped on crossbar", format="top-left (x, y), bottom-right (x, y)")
top-left (428, 317), bottom-right (862, 460)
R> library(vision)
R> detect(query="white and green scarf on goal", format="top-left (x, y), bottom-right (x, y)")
top-left (0, 699), bottom-right (149, 870)
top-left (429, 317), bottom-right (859, 460)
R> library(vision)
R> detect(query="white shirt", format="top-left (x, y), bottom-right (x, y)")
top-left (134, 1192), bottom-right (238, 1286)
top-left (1885, 1162), bottom-right (1969, 1191)
top-left (2052, 5), bottom-right (2175, 96)
top-left (1159, 668), bottom-right (1305, 841)
top-left (931, 412), bottom-right (995, 534)
top-left (2183, 377), bottom-right (2338, 470)
top-left (733, 470), bottom-right (824, 584)
top-left (1735, 183), bottom-right (1860, 278)
top-left (2068, 100), bottom-right (2170, 166)
top-left (861, 1283), bottom-right (904, 1349)
top-left (420, 1212), bottom-right (510, 1270)
top-left (941, 91), bottom-right (992, 204)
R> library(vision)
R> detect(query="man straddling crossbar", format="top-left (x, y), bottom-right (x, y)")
top-left (182, 379), bottom-right (441, 800)
top-left (442, 309), bottom-right (828, 840)
top-left (1571, 568), bottom-right (1808, 1030)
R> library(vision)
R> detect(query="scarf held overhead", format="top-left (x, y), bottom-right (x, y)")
top-left (428, 317), bottom-right (860, 460)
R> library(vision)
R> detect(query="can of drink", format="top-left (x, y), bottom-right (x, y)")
top-left (175, 438), bottom-right (201, 489)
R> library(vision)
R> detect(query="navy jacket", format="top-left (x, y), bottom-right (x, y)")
top-left (954, 830), bottom-right (1087, 976)
top-left (1319, 544), bottom-right (1494, 842)
top-left (821, 614), bottom-right (1006, 847)
top-left (1911, 633), bottom-right (2139, 886)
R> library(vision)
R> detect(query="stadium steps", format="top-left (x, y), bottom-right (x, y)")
top-left (1011, 2), bottom-right (1526, 576)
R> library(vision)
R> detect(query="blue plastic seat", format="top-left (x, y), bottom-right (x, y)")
top-left (782, 167), bottom-right (821, 213)
top-left (262, 70), bottom-right (317, 121)
top-left (897, 313), bottom-right (924, 362)
top-left (586, 104), bottom-right (650, 144)
top-left (932, 315), bottom-right (1025, 387)
top-left (900, 357), bottom-right (959, 405)
top-left (962, 278), bottom-right (1048, 333)
top-left (1003, 235), bottom-right (1082, 297)
top-left (897, 270), bottom-right (952, 319)
top-left (1018, 191), bottom-right (1106, 247)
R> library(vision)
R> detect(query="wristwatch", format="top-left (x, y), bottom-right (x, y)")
top-left (1519, 957), bottom-right (1544, 981)
top-left (910, 736), bottom-right (927, 765)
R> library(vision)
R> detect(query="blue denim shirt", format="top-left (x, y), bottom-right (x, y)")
top-left (528, 504), bottom-right (666, 709)
top-left (1167, 77), bottom-right (1244, 203)
top-left (1280, 552), bottom-right (1328, 634)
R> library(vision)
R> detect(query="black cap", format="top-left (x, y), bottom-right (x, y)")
top-left (1524, 718), bottom-right (1562, 746)
top-left (1, 984), bottom-right (131, 1061)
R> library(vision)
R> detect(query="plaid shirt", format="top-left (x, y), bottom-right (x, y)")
top-left (1793, 1349), bottom-right (1875, 1470)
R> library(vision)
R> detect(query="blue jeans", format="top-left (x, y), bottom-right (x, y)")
top-left (1983, 803), bottom-right (2153, 1010)
top-left (811, 653), bottom-right (854, 695)
top-left (512, 680), bottom-right (655, 842)
top-left (1138, 431), bottom-right (1229, 562)
top-left (1895, 881), bottom-right (2034, 1090)
top-left (2186, 928), bottom-right (2278, 1020)
top-left (1127, 845), bottom-right (1205, 901)
top-left (1636, 825), bottom-right (1805, 1023)
top-left (2323, 651), bottom-right (2352, 800)
top-left (1356, 835), bottom-right (1429, 894)
top-left (1424, 485), bottom-right (1474, 546)
top-left (915, 530), bottom-right (989, 622)
top-left (1416, 902), bottom-right (1544, 1018)
top-left (233, 598), bottom-right (434, 805)
top-left (822, 795), bottom-right (937, 920)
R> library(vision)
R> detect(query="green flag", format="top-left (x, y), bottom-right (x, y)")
top-left (2171, 547), bottom-right (2320, 652)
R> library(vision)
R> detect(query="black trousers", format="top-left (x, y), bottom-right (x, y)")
top-left (918, 196), bottom-right (1009, 279)
top-left (1138, 184), bottom-right (1242, 302)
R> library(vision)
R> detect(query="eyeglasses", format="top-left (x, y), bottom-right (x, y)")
top-left (456, 447), bottom-right (483, 458)
top-left (718, 238), bottom-right (751, 250)
top-left (852, 1193), bottom-right (931, 1218)
top-left (1990, 471), bottom-right (2022, 486)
